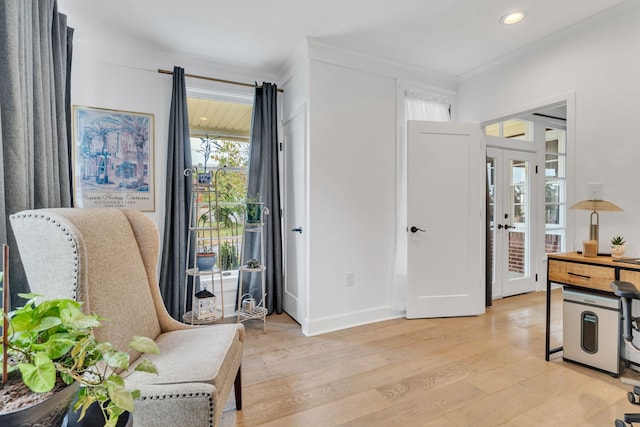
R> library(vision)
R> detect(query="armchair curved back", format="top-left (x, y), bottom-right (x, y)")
top-left (10, 208), bottom-right (170, 360)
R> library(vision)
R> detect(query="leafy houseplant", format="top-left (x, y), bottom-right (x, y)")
top-left (611, 235), bottom-right (627, 258)
top-left (1, 294), bottom-right (159, 427)
top-left (611, 236), bottom-right (626, 246)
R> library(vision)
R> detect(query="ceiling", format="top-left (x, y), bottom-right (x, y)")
top-left (59, 0), bottom-right (630, 78)
top-left (188, 98), bottom-right (252, 140)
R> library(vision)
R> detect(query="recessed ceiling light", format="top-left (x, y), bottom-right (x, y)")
top-left (500, 11), bottom-right (528, 25)
top-left (200, 117), bottom-right (208, 121)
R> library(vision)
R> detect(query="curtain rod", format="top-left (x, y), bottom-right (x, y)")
top-left (157, 69), bottom-right (283, 92)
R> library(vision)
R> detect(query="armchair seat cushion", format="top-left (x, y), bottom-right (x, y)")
top-left (126, 324), bottom-right (244, 391)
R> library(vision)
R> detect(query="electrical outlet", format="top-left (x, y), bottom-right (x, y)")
top-left (346, 272), bottom-right (355, 287)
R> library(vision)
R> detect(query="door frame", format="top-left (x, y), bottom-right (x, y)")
top-left (481, 93), bottom-right (575, 295)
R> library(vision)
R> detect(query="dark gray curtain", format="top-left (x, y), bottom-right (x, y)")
top-left (486, 157), bottom-right (493, 307)
top-left (159, 67), bottom-right (193, 320)
top-left (0, 0), bottom-right (73, 306)
top-left (241, 83), bottom-right (283, 314)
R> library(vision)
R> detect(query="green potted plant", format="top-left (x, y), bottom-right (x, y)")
top-left (245, 193), bottom-right (264, 225)
top-left (611, 235), bottom-right (627, 258)
top-left (1, 293), bottom-right (159, 427)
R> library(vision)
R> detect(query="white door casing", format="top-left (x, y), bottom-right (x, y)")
top-left (406, 120), bottom-right (485, 318)
top-left (282, 106), bottom-right (307, 325)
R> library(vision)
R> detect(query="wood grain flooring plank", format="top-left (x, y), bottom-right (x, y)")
top-left (221, 289), bottom-right (633, 426)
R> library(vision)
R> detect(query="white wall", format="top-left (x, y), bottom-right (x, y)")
top-left (279, 40), bottom-right (460, 334)
top-left (306, 59), bottom-right (398, 334)
top-left (457, 1), bottom-right (640, 256)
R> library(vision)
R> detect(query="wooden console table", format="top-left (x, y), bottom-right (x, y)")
top-left (546, 252), bottom-right (640, 361)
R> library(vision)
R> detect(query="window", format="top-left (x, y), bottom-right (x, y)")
top-left (485, 106), bottom-right (568, 268)
top-left (188, 96), bottom-right (252, 272)
top-left (404, 90), bottom-right (451, 122)
top-left (485, 119), bottom-right (534, 142)
top-left (544, 127), bottom-right (567, 253)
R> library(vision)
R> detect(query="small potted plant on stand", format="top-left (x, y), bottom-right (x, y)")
top-left (196, 245), bottom-right (217, 271)
top-left (196, 134), bottom-right (220, 185)
top-left (611, 235), bottom-right (627, 258)
top-left (1, 293), bottom-right (159, 427)
top-left (245, 194), bottom-right (264, 225)
top-left (196, 212), bottom-right (217, 271)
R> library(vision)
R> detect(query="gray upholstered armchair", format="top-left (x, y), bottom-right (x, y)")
top-left (9, 208), bottom-right (243, 427)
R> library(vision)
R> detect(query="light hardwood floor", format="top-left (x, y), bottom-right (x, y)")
top-left (220, 289), bottom-right (634, 426)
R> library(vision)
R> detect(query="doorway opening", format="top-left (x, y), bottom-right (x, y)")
top-left (484, 103), bottom-right (568, 300)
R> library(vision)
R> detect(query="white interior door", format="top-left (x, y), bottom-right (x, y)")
top-left (487, 147), bottom-right (537, 298)
top-left (406, 121), bottom-right (485, 318)
top-left (282, 107), bottom-right (307, 325)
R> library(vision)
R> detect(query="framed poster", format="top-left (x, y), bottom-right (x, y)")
top-left (72, 106), bottom-right (155, 211)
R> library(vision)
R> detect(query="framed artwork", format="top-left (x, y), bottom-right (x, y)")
top-left (72, 106), bottom-right (155, 211)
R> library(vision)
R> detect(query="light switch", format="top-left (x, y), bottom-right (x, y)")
top-left (588, 183), bottom-right (603, 200)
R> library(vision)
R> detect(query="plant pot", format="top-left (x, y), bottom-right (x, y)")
top-left (245, 202), bottom-right (264, 224)
top-left (611, 244), bottom-right (627, 258)
top-left (0, 381), bottom-right (79, 427)
top-left (197, 253), bottom-right (217, 271)
top-left (63, 398), bottom-right (133, 427)
top-left (197, 172), bottom-right (212, 185)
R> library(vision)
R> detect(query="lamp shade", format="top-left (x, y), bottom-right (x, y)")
top-left (569, 199), bottom-right (623, 212)
top-left (569, 198), bottom-right (623, 247)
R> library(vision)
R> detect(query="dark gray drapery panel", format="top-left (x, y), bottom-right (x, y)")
top-left (241, 83), bottom-right (283, 314)
top-left (0, 0), bottom-right (73, 306)
top-left (485, 157), bottom-right (493, 307)
top-left (159, 67), bottom-right (193, 320)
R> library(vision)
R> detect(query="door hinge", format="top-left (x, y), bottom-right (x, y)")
top-left (535, 165), bottom-right (538, 174)
top-left (279, 142), bottom-right (283, 151)
top-left (535, 273), bottom-right (538, 282)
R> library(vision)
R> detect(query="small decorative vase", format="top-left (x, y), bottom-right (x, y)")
top-left (611, 244), bottom-right (627, 258)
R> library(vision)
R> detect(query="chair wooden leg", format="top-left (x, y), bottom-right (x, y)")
top-left (234, 367), bottom-right (242, 410)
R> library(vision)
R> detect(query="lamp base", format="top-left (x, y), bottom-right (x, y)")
top-left (583, 240), bottom-right (598, 257)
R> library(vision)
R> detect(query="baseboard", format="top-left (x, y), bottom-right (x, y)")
top-left (302, 306), bottom-right (404, 336)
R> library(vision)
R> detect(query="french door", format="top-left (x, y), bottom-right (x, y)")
top-left (487, 147), bottom-right (537, 298)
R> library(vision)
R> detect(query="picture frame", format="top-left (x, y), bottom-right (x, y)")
top-left (72, 106), bottom-right (155, 211)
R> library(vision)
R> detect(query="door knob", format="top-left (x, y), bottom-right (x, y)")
top-left (410, 226), bottom-right (426, 233)
top-left (497, 224), bottom-right (503, 229)
top-left (291, 226), bottom-right (302, 234)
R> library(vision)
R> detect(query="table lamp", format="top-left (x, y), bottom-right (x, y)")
top-left (569, 199), bottom-right (623, 249)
